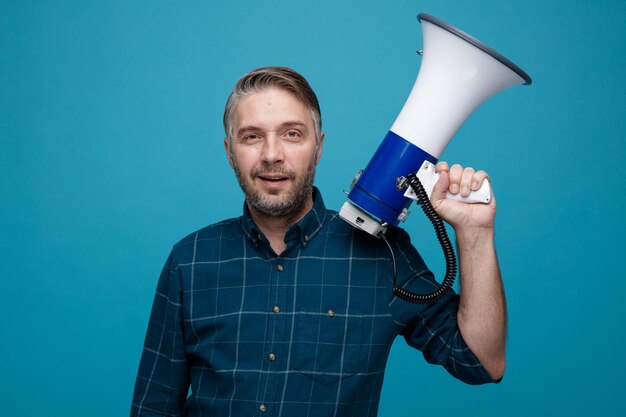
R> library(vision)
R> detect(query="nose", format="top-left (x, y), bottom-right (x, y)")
top-left (260, 135), bottom-right (284, 165)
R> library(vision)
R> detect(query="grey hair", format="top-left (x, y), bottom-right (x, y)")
top-left (223, 66), bottom-right (322, 144)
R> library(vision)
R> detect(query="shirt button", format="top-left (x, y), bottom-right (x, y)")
top-left (260, 404), bottom-right (267, 412)
top-left (276, 264), bottom-right (284, 272)
top-left (328, 308), bottom-right (335, 318)
top-left (304, 235), bottom-right (309, 242)
top-left (272, 305), bottom-right (280, 314)
top-left (268, 353), bottom-right (276, 361)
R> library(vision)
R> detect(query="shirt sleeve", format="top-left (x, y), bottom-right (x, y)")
top-left (130, 251), bottom-right (190, 416)
top-left (387, 227), bottom-right (498, 385)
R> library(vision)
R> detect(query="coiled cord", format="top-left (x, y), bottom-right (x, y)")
top-left (382, 172), bottom-right (457, 304)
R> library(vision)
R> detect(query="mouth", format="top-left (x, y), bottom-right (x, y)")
top-left (256, 173), bottom-right (291, 187)
top-left (258, 175), bottom-right (288, 181)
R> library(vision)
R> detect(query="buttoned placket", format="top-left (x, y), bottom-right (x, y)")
top-left (256, 251), bottom-right (291, 416)
top-left (246, 222), bottom-right (316, 415)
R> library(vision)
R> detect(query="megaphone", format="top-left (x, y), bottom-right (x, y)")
top-left (339, 13), bottom-right (532, 237)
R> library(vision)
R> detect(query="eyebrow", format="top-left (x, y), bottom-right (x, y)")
top-left (236, 121), bottom-right (309, 137)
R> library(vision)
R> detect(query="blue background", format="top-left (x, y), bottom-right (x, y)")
top-left (1, 0), bottom-right (624, 415)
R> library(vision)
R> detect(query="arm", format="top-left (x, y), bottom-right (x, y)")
top-left (130, 252), bottom-right (190, 416)
top-left (430, 162), bottom-right (506, 380)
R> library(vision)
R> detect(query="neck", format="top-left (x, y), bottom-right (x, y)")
top-left (247, 195), bottom-right (314, 255)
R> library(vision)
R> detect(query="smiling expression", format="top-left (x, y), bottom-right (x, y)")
top-left (225, 88), bottom-right (324, 219)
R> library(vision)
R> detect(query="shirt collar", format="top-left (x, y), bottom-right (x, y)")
top-left (242, 187), bottom-right (327, 250)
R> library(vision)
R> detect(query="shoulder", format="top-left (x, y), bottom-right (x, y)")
top-left (324, 208), bottom-right (412, 247)
top-left (174, 217), bottom-right (242, 247)
top-left (321, 208), bottom-right (408, 256)
top-left (167, 217), bottom-right (243, 265)
top-left (321, 208), bottom-right (370, 240)
top-left (325, 211), bottom-right (426, 278)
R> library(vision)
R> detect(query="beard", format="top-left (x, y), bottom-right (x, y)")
top-left (232, 158), bottom-right (317, 218)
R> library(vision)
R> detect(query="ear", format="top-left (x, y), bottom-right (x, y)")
top-left (315, 132), bottom-right (325, 164)
top-left (224, 137), bottom-right (234, 168)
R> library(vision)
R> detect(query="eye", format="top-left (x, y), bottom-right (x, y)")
top-left (239, 133), bottom-right (261, 143)
top-left (284, 130), bottom-right (302, 140)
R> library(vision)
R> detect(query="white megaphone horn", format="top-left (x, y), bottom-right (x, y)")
top-left (340, 13), bottom-right (532, 237)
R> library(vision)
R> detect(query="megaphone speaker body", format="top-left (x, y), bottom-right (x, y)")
top-left (346, 14), bottom-right (531, 228)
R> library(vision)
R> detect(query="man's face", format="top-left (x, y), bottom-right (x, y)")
top-left (224, 88), bottom-right (323, 218)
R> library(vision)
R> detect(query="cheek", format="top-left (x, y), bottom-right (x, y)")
top-left (293, 145), bottom-right (319, 165)
top-left (231, 149), bottom-right (259, 172)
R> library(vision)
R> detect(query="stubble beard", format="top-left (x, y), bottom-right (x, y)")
top-left (233, 158), bottom-right (317, 219)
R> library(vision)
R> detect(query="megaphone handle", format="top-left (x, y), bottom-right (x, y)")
top-left (406, 161), bottom-right (492, 204)
top-left (444, 177), bottom-right (491, 204)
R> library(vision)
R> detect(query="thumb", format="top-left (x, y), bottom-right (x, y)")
top-left (430, 169), bottom-right (449, 208)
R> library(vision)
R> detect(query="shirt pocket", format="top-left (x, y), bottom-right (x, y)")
top-left (292, 309), bottom-right (364, 386)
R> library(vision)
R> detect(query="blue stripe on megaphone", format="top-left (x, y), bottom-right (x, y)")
top-left (348, 130), bottom-right (437, 225)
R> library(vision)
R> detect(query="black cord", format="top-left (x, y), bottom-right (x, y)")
top-left (382, 172), bottom-right (458, 304)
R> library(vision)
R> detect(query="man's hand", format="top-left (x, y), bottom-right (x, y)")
top-left (430, 161), bottom-right (496, 231)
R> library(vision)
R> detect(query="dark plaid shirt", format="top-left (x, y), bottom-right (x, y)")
top-left (131, 188), bottom-right (495, 417)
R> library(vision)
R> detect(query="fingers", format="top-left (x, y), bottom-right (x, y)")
top-left (435, 161), bottom-right (449, 173)
top-left (449, 164), bottom-right (467, 195)
top-left (436, 162), bottom-right (491, 197)
top-left (472, 170), bottom-right (490, 192)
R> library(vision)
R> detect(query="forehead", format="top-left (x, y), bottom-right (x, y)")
top-left (232, 88), bottom-right (312, 127)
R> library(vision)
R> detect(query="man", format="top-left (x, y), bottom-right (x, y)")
top-left (131, 66), bottom-right (506, 417)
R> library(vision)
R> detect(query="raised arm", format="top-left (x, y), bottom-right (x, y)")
top-left (430, 161), bottom-right (506, 380)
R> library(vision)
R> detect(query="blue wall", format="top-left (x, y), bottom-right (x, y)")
top-left (1, 0), bottom-right (624, 415)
